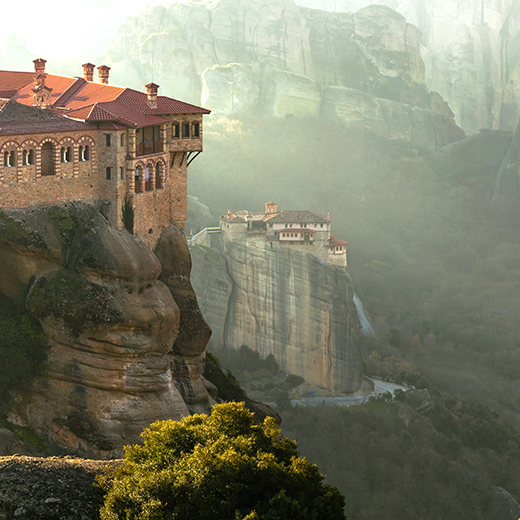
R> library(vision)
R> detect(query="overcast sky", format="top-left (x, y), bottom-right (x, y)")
top-left (0, 0), bottom-right (173, 65)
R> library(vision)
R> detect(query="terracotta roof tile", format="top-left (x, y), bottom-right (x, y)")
top-left (0, 69), bottom-right (210, 128)
top-left (66, 100), bottom-right (170, 127)
top-left (116, 89), bottom-right (211, 115)
top-left (0, 99), bottom-right (95, 135)
top-left (0, 71), bottom-right (34, 98)
top-left (328, 239), bottom-right (348, 247)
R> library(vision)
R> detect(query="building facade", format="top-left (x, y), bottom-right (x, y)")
top-left (0, 59), bottom-right (210, 248)
top-left (220, 202), bottom-right (348, 267)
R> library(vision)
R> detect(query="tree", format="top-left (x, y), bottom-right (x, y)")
top-left (98, 402), bottom-right (346, 520)
top-left (121, 197), bottom-right (134, 234)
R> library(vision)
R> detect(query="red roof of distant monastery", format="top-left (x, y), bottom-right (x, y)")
top-left (328, 237), bottom-right (348, 247)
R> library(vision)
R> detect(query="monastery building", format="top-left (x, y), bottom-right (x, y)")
top-left (0, 59), bottom-right (210, 248)
top-left (218, 202), bottom-right (348, 267)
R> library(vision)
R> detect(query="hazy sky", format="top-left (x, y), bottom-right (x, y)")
top-left (0, 0), bottom-right (172, 66)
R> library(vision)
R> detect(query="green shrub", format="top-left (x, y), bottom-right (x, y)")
top-left (121, 197), bottom-right (134, 234)
top-left (97, 402), bottom-right (345, 520)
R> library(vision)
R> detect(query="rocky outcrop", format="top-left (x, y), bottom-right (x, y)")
top-left (0, 203), bottom-right (214, 459)
top-left (296, 0), bottom-right (519, 133)
top-left (102, 0), bottom-right (464, 150)
top-left (190, 234), bottom-right (363, 393)
top-left (0, 455), bottom-right (111, 520)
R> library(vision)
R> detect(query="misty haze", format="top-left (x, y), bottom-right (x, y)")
top-left (0, 0), bottom-right (520, 519)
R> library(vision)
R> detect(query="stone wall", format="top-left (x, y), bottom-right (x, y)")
top-left (0, 113), bottom-right (205, 249)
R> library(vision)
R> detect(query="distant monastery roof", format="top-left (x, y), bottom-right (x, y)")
top-left (265, 210), bottom-right (330, 224)
top-left (221, 208), bottom-right (331, 224)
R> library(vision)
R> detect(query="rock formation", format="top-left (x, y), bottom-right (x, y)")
top-left (0, 202), bottom-right (255, 459)
top-left (102, 0), bottom-right (464, 150)
top-left (190, 233), bottom-right (363, 394)
top-left (294, 0), bottom-right (520, 133)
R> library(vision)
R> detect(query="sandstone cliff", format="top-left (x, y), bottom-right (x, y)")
top-left (190, 233), bottom-right (363, 394)
top-left (103, 0), bottom-right (520, 135)
top-left (102, 0), bottom-right (464, 151)
top-left (0, 203), bottom-right (275, 459)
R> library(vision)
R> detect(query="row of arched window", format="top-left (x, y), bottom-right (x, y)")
top-left (1, 138), bottom-right (94, 175)
top-left (134, 162), bottom-right (165, 193)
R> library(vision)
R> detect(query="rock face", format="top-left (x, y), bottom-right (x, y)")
top-left (295, 0), bottom-right (519, 133)
top-left (1, 203), bottom-right (214, 459)
top-left (102, 0), bottom-right (464, 150)
top-left (190, 234), bottom-right (363, 393)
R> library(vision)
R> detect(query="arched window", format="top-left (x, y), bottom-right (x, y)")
top-left (4, 150), bottom-right (15, 167)
top-left (145, 163), bottom-right (153, 191)
top-left (155, 162), bottom-right (164, 189)
top-left (41, 142), bottom-right (54, 175)
top-left (135, 166), bottom-right (143, 193)
top-left (182, 122), bottom-right (190, 138)
top-left (23, 149), bottom-right (35, 165)
top-left (83, 145), bottom-right (90, 161)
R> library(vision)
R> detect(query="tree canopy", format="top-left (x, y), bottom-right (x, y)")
top-left (98, 402), bottom-right (346, 520)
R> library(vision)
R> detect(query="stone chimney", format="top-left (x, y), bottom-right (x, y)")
top-left (33, 58), bottom-right (46, 74)
top-left (265, 201), bottom-right (278, 214)
top-left (97, 65), bottom-right (110, 84)
top-left (145, 82), bottom-right (159, 108)
top-left (82, 63), bottom-right (95, 82)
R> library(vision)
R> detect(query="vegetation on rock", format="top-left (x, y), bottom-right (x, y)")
top-left (0, 288), bottom-right (49, 411)
top-left (97, 402), bottom-right (345, 520)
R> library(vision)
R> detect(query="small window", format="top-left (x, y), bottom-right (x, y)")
top-left (120, 166), bottom-right (125, 180)
top-left (27, 149), bottom-right (35, 165)
top-left (105, 134), bottom-right (111, 147)
top-left (172, 123), bottom-right (180, 138)
top-left (182, 123), bottom-right (190, 138)
top-left (106, 166), bottom-right (112, 180)
top-left (120, 134), bottom-right (125, 146)
top-left (192, 122), bottom-right (200, 138)
top-left (81, 145), bottom-right (90, 161)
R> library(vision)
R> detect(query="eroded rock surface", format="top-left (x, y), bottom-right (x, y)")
top-left (0, 203), bottom-right (214, 458)
top-left (102, 0), bottom-right (463, 150)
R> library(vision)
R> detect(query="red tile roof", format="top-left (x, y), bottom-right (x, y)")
top-left (66, 100), bottom-right (170, 127)
top-left (0, 99), bottom-right (97, 135)
top-left (328, 238), bottom-right (348, 247)
top-left (116, 89), bottom-right (211, 115)
top-left (1, 69), bottom-right (210, 128)
top-left (0, 71), bottom-right (35, 98)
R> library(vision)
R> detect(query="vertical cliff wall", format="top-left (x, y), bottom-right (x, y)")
top-left (190, 234), bottom-right (363, 393)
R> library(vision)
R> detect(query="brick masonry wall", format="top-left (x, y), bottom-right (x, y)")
top-left (0, 114), bottom-right (205, 250)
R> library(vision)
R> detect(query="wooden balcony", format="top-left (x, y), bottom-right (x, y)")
top-left (136, 141), bottom-right (163, 157)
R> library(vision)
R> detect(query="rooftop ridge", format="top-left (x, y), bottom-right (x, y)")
top-left (53, 78), bottom-right (87, 108)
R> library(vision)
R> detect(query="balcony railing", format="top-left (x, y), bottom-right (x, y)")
top-left (136, 141), bottom-right (163, 157)
top-left (41, 164), bottom-right (54, 176)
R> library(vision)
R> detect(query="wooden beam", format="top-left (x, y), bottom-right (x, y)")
top-left (187, 151), bottom-right (201, 167)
